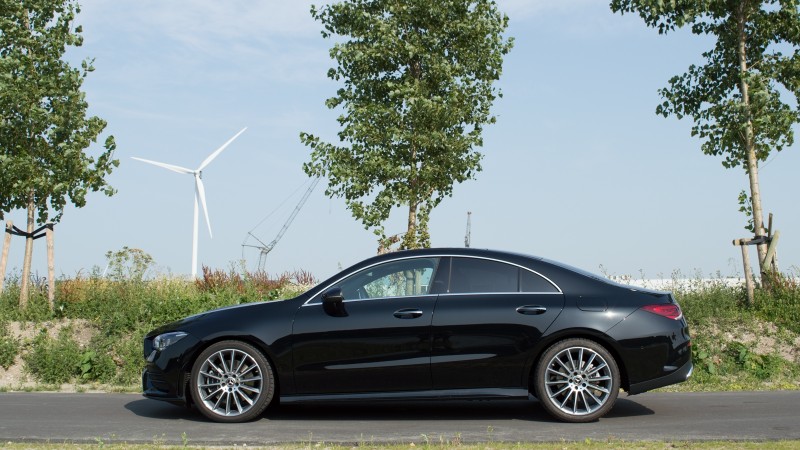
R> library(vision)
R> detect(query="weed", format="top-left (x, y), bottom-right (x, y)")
top-left (0, 325), bottom-right (17, 370)
top-left (77, 349), bottom-right (116, 382)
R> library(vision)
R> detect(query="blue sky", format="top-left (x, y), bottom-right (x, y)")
top-left (3, 0), bottom-right (798, 281)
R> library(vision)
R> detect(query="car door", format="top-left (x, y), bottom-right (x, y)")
top-left (292, 257), bottom-right (441, 395)
top-left (430, 257), bottom-right (565, 390)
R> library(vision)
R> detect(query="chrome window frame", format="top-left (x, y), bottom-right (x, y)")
top-left (302, 253), bottom-right (563, 306)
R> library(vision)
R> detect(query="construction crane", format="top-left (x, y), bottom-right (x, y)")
top-left (242, 176), bottom-right (321, 271)
top-left (465, 211), bottom-right (472, 248)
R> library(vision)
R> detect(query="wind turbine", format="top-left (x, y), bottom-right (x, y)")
top-left (132, 127), bottom-right (247, 277)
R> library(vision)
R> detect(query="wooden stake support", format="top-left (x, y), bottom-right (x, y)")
top-left (733, 212), bottom-right (781, 306)
top-left (46, 225), bottom-right (55, 309)
top-left (0, 221), bottom-right (55, 307)
top-left (0, 221), bottom-right (12, 294)
top-left (733, 237), bottom-right (758, 306)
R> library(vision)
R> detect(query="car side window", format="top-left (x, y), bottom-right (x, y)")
top-left (449, 258), bottom-right (517, 293)
top-left (448, 257), bottom-right (559, 294)
top-left (337, 257), bottom-right (439, 301)
top-left (520, 268), bottom-right (559, 293)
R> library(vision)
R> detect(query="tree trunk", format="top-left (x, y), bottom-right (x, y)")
top-left (405, 202), bottom-right (418, 249)
top-left (735, 2), bottom-right (769, 276)
top-left (403, 139), bottom-right (420, 249)
top-left (19, 192), bottom-right (35, 307)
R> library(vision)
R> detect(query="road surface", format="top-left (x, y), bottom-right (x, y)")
top-left (0, 391), bottom-right (798, 445)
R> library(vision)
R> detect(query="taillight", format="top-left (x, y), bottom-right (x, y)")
top-left (641, 303), bottom-right (683, 320)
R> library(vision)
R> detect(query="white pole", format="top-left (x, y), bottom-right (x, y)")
top-left (192, 194), bottom-right (199, 278)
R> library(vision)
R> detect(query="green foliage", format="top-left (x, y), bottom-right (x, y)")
top-left (301, 0), bottom-right (513, 249)
top-left (692, 345), bottom-right (717, 376)
top-left (727, 341), bottom-right (786, 380)
top-left (23, 327), bottom-right (82, 384)
top-left (77, 349), bottom-right (116, 382)
top-left (0, 0), bottom-right (118, 222)
top-left (104, 247), bottom-right (154, 281)
top-left (752, 273), bottom-right (800, 333)
top-left (737, 190), bottom-right (754, 233)
top-left (0, 325), bottom-right (17, 370)
top-left (0, 274), bottom-right (55, 322)
top-left (50, 268), bottom-right (306, 384)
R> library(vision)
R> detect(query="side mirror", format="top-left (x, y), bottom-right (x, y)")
top-left (322, 287), bottom-right (344, 304)
top-left (322, 287), bottom-right (348, 317)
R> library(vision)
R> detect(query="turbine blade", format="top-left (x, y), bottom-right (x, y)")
top-left (195, 175), bottom-right (213, 239)
top-left (197, 127), bottom-right (247, 171)
top-left (131, 157), bottom-right (194, 175)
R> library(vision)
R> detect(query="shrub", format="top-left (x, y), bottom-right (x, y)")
top-left (0, 325), bottom-right (17, 370)
top-left (77, 349), bottom-right (117, 382)
top-left (23, 327), bottom-right (82, 384)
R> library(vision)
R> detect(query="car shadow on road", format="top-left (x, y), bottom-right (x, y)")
top-left (125, 397), bottom-right (654, 423)
top-left (125, 399), bottom-right (205, 421)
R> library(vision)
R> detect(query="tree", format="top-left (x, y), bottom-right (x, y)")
top-left (610, 0), bottom-right (800, 276)
top-left (0, 0), bottom-right (118, 304)
top-left (301, 0), bottom-right (512, 250)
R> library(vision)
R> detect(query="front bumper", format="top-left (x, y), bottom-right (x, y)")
top-left (142, 367), bottom-right (190, 406)
top-left (141, 332), bottom-right (200, 406)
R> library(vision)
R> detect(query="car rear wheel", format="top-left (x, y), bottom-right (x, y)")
top-left (190, 340), bottom-right (275, 423)
top-left (534, 338), bottom-right (620, 422)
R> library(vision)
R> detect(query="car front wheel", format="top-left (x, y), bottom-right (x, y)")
top-left (190, 340), bottom-right (275, 423)
top-left (534, 338), bottom-right (620, 422)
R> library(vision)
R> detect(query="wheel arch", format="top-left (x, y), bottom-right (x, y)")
top-left (180, 334), bottom-right (282, 407)
top-left (526, 328), bottom-right (630, 393)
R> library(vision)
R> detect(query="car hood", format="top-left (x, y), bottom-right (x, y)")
top-left (146, 298), bottom-right (289, 338)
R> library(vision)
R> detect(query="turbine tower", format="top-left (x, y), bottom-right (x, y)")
top-left (132, 128), bottom-right (246, 277)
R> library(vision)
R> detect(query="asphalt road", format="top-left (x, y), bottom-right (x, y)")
top-left (0, 391), bottom-right (798, 445)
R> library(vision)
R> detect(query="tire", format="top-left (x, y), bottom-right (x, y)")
top-left (534, 338), bottom-right (620, 423)
top-left (190, 340), bottom-right (275, 423)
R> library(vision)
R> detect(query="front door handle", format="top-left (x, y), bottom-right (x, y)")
top-left (516, 305), bottom-right (547, 315)
top-left (393, 308), bottom-right (424, 319)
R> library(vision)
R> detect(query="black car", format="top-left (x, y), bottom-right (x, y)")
top-left (143, 248), bottom-right (691, 423)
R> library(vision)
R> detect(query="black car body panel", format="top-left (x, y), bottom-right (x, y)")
top-left (143, 248), bottom-right (691, 420)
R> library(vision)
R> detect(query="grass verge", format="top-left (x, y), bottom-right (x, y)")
top-left (1, 440), bottom-right (800, 449)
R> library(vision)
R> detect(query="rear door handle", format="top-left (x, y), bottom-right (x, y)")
top-left (516, 305), bottom-right (547, 315)
top-left (393, 308), bottom-right (424, 319)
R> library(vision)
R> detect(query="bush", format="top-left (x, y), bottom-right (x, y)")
top-left (23, 327), bottom-right (82, 384)
top-left (753, 274), bottom-right (800, 334)
top-left (0, 325), bottom-right (17, 370)
top-left (77, 349), bottom-right (117, 382)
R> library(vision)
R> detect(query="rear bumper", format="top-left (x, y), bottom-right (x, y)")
top-left (628, 358), bottom-right (693, 395)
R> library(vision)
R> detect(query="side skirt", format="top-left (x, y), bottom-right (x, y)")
top-left (280, 388), bottom-right (530, 404)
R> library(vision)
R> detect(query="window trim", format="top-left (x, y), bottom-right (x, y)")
top-left (302, 254), bottom-right (562, 307)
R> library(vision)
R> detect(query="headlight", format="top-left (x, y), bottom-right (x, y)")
top-left (153, 331), bottom-right (188, 351)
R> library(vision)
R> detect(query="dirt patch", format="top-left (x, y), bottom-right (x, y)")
top-left (708, 319), bottom-right (800, 364)
top-left (6, 319), bottom-right (95, 346)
